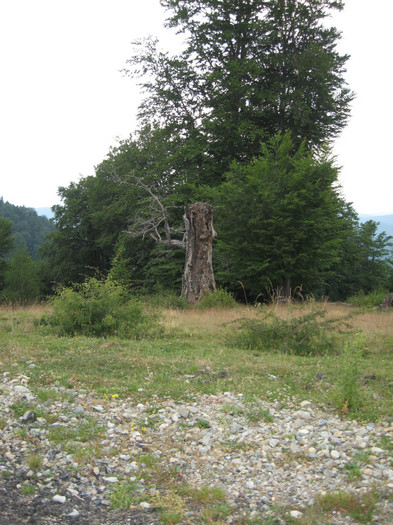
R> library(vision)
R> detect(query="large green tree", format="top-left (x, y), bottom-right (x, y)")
top-left (210, 133), bottom-right (345, 299)
top-left (128, 0), bottom-right (353, 185)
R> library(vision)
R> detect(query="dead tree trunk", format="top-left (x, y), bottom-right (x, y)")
top-left (181, 203), bottom-right (216, 303)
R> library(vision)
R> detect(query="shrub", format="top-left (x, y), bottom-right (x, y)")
top-left (230, 307), bottom-right (349, 356)
top-left (197, 289), bottom-right (237, 309)
top-left (347, 289), bottom-right (389, 308)
top-left (143, 290), bottom-right (188, 310)
top-left (42, 277), bottom-right (161, 339)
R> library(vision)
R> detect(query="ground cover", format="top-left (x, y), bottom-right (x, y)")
top-left (0, 301), bottom-right (392, 524)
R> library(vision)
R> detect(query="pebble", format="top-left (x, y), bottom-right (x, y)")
top-left (52, 495), bottom-right (66, 504)
top-left (1, 373), bottom-right (393, 523)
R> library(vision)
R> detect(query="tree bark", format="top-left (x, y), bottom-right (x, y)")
top-left (181, 203), bottom-right (216, 303)
top-left (279, 276), bottom-right (291, 302)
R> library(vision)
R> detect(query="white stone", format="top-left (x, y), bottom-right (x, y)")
top-left (103, 476), bottom-right (119, 483)
top-left (52, 495), bottom-right (66, 503)
top-left (290, 510), bottom-right (303, 519)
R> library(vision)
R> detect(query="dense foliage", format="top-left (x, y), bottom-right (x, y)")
top-left (42, 277), bottom-right (161, 338)
top-left (36, 0), bottom-right (392, 302)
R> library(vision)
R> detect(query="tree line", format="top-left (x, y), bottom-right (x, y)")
top-left (1, 0), bottom-right (392, 303)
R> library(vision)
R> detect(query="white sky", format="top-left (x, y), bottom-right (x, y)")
top-left (0, 0), bottom-right (392, 215)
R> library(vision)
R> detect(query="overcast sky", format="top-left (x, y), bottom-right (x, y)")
top-left (1, 0), bottom-right (392, 215)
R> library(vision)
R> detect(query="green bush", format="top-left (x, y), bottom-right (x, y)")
top-left (143, 290), bottom-right (188, 310)
top-left (197, 289), bottom-right (237, 309)
top-left (347, 289), bottom-right (389, 308)
top-left (231, 307), bottom-right (349, 356)
top-left (42, 277), bottom-right (161, 339)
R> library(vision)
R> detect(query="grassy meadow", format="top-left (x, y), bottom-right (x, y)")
top-left (0, 300), bottom-right (392, 422)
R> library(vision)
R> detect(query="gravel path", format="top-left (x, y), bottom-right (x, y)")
top-left (1, 372), bottom-right (392, 524)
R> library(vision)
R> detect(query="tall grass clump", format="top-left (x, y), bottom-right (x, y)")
top-left (347, 289), bottom-right (389, 308)
top-left (42, 277), bottom-right (161, 339)
top-left (230, 307), bottom-right (349, 356)
top-left (197, 289), bottom-right (237, 309)
top-left (333, 336), bottom-right (365, 413)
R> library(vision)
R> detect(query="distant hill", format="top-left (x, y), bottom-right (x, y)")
top-left (35, 207), bottom-right (55, 219)
top-left (0, 199), bottom-right (55, 258)
top-left (359, 214), bottom-right (393, 240)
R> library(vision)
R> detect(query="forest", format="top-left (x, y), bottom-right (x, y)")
top-left (0, 0), bottom-right (392, 304)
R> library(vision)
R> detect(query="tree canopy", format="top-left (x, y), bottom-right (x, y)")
top-left (40, 0), bottom-right (392, 302)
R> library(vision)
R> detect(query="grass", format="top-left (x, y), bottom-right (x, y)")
top-left (0, 302), bottom-right (392, 422)
top-left (1, 300), bottom-right (393, 523)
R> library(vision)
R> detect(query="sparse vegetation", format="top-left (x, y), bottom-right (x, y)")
top-left (1, 300), bottom-right (392, 421)
top-left (347, 289), bottom-right (389, 308)
top-left (230, 306), bottom-right (351, 356)
top-left (0, 299), bottom-right (393, 523)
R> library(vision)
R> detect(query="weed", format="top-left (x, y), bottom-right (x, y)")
top-left (342, 461), bottom-right (362, 480)
top-left (109, 480), bottom-right (142, 509)
top-left (333, 337), bottom-right (364, 413)
top-left (48, 417), bottom-right (104, 444)
top-left (20, 484), bottom-right (36, 496)
top-left (137, 453), bottom-right (157, 469)
top-left (10, 401), bottom-right (30, 418)
top-left (1, 471), bottom-right (11, 478)
top-left (27, 453), bottom-right (42, 471)
top-left (196, 418), bottom-right (211, 429)
top-left (246, 407), bottom-right (274, 423)
top-left (0, 418), bottom-right (7, 430)
top-left (221, 403), bottom-right (244, 416)
top-left (178, 485), bottom-right (226, 504)
top-left (36, 389), bottom-right (60, 403)
top-left (317, 490), bottom-right (377, 523)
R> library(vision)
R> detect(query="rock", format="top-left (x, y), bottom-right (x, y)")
top-left (380, 293), bottom-right (393, 310)
top-left (178, 406), bottom-right (190, 418)
top-left (52, 495), bottom-right (66, 503)
top-left (20, 410), bottom-right (35, 423)
top-left (139, 502), bottom-right (151, 509)
top-left (74, 405), bottom-right (85, 417)
top-left (290, 510), bottom-right (303, 519)
top-left (103, 477), bottom-right (119, 483)
top-left (92, 405), bottom-right (104, 412)
top-left (66, 510), bottom-right (80, 519)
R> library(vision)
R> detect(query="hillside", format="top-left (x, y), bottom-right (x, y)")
top-left (359, 214), bottom-right (393, 239)
top-left (0, 199), bottom-right (55, 258)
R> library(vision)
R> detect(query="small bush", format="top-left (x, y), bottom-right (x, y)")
top-left (197, 289), bottom-right (237, 309)
top-left (42, 277), bottom-right (161, 339)
top-left (230, 307), bottom-right (348, 356)
top-left (143, 290), bottom-right (188, 310)
top-left (347, 289), bottom-right (389, 308)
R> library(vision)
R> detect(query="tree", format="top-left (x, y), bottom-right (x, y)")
top-left (325, 208), bottom-right (393, 300)
top-left (0, 217), bottom-right (14, 291)
top-left (211, 133), bottom-right (344, 300)
top-left (0, 198), bottom-right (54, 258)
top-left (2, 248), bottom-right (41, 304)
top-left (126, 176), bottom-right (216, 302)
top-left (127, 0), bottom-right (353, 186)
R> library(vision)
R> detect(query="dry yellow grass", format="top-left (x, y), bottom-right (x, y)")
top-left (163, 301), bottom-right (393, 338)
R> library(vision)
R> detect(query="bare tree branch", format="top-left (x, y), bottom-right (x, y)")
top-left (112, 173), bottom-right (186, 249)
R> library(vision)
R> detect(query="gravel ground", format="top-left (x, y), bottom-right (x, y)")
top-left (1, 371), bottom-right (392, 524)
